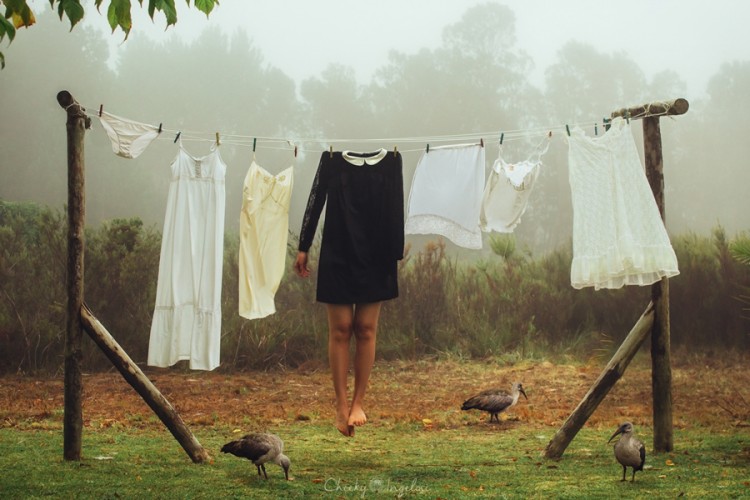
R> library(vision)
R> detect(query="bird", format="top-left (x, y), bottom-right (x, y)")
top-left (461, 381), bottom-right (527, 423)
top-left (608, 422), bottom-right (646, 482)
top-left (221, 432), bottom-right (291, 480)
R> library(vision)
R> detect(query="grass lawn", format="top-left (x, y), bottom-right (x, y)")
top-left (1, 422), bottom-right (748, 498)
top-left (2, 355), bottom-right (749, 498)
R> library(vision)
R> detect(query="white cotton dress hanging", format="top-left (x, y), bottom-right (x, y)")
top-left (405, 143), bottom-right (485, 249)
top-left (238, 161), bottom-right (294, 320)
top-left (567, 117), bottom-right (679, 290)
top-left (148, 139), bottom-right (226, 370)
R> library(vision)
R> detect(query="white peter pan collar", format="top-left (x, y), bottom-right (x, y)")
top-left (342, 148), bottom-right (388, 166)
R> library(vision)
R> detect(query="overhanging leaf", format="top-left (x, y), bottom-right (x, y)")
top-left (107, 0), bottom-right (132, 38)
top-left (11, 5), bottom-right (36, 28)
top-left (194, 0), bottom-right (217, 17)
top-left (0, 15), bottom-right (16, 42)
top-left (56, 0), bottom-right (84, 30)
top-left (148, 0), bottom-right (177, 27)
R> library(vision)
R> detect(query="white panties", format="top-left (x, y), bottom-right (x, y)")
top-left (98, 111), bottom-right (161, 159)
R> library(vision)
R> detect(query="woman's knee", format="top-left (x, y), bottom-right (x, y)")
top-left (353, 321), bottom-right (377, 342)
top-left (329, 322), bottom-right (353, 343)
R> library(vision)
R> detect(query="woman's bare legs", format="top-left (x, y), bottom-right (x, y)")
top-left (325, 301), bottom-right (382, 436)
top-left (348, 302), bottom-right (381, 429)
top-left (326, 304), bottom-right (355, 437)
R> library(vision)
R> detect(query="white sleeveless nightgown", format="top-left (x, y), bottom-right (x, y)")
top-left (148, 140), bottom-right (226, 370)
top-left (239, 161), bottom-right (293, 320)
top-left (567, 117), bottom-right (679, 290)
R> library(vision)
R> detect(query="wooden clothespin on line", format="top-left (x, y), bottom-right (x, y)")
top-left (329, 145), bottom-right (333, 158)
top-left (215, 132), bottom-right (220, 146)
top-left (173, 131), bottom-right (181, 143)
top-left (98, 104), bottom-right (103, 117)
top-left (480, 138), bottom-right (484, 148)
top-left (565, 124), bottom-right (571, 137)
top-left (158, 123), bottom-right (162, 134)
top-left (499, 132), bottom-right (504, 146)
top-left (393, 145), bottom-right (398, 156)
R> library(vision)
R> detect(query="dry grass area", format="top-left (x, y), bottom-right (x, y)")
top-left (2, 350), bottom-right (749, 433)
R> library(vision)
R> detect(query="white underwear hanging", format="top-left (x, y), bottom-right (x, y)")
top-left (405, 143), bottom-right (485, 249)
top-left (480, 135), bottom-right (550, 233)
top-left (98, 111), bottom-right (161, 159)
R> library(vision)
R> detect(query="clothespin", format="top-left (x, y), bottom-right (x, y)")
top-left (594, 123), bottom-right (598, 136)
top-left (294, 145), bottom-right (298, 158)
top-left (499, 132), bottom-right (504, 145)
top-left (425, 144), bottom-right (430, 154)
top-left (393, 145), bottom-right (398, 156)
top-left (174, 131), bottom-right (181, 143)
top-left (565, 124), bottom-right (571, 137)
top-left (603, 117), bottom-right (612, 132)
top-left (480, 138), bottom-right (484, 148)
top-left (252, 138), bottom-right (257, 153)
top-left (158, 123), bottom-right (162, 134)
top-left (98, 104), bottom-right (103, 117)
top-left (329, 146), bottom-right (333, 158)
top-left (215, 132), bottom-right (220, 146)
top-left (547, 130), bottom-right (552, 138)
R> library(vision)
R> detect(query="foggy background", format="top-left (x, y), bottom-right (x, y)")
top-left (1, 0), bottom-right (748, 257)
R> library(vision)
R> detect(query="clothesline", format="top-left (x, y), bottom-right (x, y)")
top-left (87, 101), bottom-right (676, 158)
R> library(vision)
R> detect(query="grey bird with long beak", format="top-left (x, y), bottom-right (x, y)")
top-left (461, 381), bottom-right (528, 423)
top-left (221, 432), bottom-right (291, 480)
top-left (608, 422), bottom-right (645, 482)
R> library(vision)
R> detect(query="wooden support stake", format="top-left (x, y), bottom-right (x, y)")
top-left (81, 304), bottom-right (211, 464)
top-left (543, 303), bottom-right (655, 459)
top-left (57, 90), bottom-right (90, 461)
top-left (643, 115), bottom-right (674, 453)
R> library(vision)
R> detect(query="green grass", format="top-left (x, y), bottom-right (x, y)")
top-left (1, 423), bottom-right (748, 499)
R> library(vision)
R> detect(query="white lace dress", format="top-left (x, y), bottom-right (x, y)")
top-left (567, 118), bottom-right (679, 290)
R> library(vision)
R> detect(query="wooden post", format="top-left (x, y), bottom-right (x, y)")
top-left (80, 304), bottom-right (210, 463)
top-left (543, 303), bottom-right (655, 459)
top-left (642, 116), bottom-right (673, 453)
top-left (57, 90), bottom-right (90, 461)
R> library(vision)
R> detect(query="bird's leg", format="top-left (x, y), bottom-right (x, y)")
top-left (256, 465), bottom-right (262, 477)
top-left (631, 469), bottom-right (636, 482)
top-left (261, 464), bottom-right (268, 480)
top-left (621, 466), bottom-right (627, 482)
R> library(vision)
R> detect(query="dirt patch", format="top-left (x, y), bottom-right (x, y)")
top-left (1, 352), bottom-right (749, 432)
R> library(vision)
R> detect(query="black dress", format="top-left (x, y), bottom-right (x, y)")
top-left (298, 149), bottom-right (404, 304)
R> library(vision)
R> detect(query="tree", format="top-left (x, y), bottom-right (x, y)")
top-left (0, 0), bottom-right (219, 68)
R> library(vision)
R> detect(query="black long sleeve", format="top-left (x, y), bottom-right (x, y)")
top-left (298, 152), bottom-right (329, 252)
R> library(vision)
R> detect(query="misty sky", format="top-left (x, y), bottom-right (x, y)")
top-left (91, 0), bottom-right (750, 99)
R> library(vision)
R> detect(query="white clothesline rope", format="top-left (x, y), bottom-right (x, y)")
top-left (86, 102), bottom-right (676, 157)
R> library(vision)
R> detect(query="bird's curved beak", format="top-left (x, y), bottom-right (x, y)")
top-left (608, 426), bottom-right (624, 443)
top-left (520, 387), bottom-right (528, 400)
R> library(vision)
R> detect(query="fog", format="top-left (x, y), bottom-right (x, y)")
top-left (1, 1), bottom-right (748, 256)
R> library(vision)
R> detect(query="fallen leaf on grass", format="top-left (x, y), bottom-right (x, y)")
top-left (666, 459), bottom-right (675, 466)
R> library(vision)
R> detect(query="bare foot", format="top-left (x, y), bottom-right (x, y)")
top-left (336, 404), bottom-right (353, 437)
top-left (348, 405), bottom-right (367, 427)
